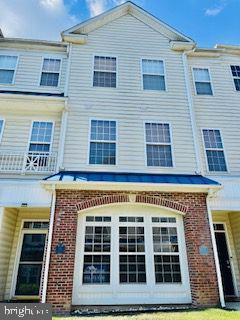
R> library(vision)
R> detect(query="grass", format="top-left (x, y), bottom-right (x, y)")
top-left (53, 308), bottom-right (240, 320)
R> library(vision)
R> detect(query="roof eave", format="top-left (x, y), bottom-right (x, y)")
top-left (41, 180), bottom-right (221, 193)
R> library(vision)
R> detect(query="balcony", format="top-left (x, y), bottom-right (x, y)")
top-left (0, 151), bottom-right (58, 174)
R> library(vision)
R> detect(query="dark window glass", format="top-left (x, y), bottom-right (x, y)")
top-left (20, 234), bottom-right (46, 262)
top-left (15, 264), bottom-right (42, 295)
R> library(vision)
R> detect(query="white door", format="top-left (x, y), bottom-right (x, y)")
top-left (72, 204), bottom-right (191, 305)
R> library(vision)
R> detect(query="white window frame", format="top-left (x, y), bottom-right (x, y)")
top-left (141, 58), bottom-right (167, 91)
top-left (38, 56), bottom-right (62, 88)
top-left (27, 120), bottom-right (55, 154)
top-left (192, 66), bottom-right (214, 96)
top-left (0, 118), bottom-right (5, 143)
top-left (88, 118), bottom-right (118, 166)
top-left (73, 208), bottom-right (191, 306)
top-left (11, 219), bottom-right (49, 299)
top-left (0, 54), bottom-right (19, 85)
top-left (201, 128), bottom-right (229, 173)
top-left (92, 54), bottom-right (118, 88)
top-left (230, 65), bottom-right (240, 92)
top-left (144, 121), bottom-right (175, 168)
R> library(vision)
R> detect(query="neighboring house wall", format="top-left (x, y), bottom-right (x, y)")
top-left (188, 55), bottom-right (240, 175)
top-left (229, 212), bottom-right (240, 295)
top-left (212, 211), bottom-right (240, 296)
top-left (0, 208), bottom-right (18, 300)
top-left (0, 45), bottom-right (67, 94)
top-left (4, 208), bottom-right (50, 300)
top-left (64, 14), bottom-right (197, 173)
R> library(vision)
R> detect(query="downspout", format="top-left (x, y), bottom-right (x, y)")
top-left (41, 187), bottom-right (56, 303)
top-left (206, 190), bottom-right (225, 308)
top-left (182, 50), bottom-right (203, 174)
top-left (57, 43), bottom-right (72, 170)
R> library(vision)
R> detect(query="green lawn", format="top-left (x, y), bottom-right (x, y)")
top-left (53, 308), bottom-right (240, 320)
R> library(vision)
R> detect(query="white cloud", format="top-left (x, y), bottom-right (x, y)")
top-left (0, 0), bottom-right (77, 40)
top-left (85, 0), bottom-right (143, 18)
top-left (205, 1), bottom-right (229, 17)
top-left (205, 6), bottom-right (224, 16)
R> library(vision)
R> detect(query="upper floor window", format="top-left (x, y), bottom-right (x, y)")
top-left (193, 68), bottom-right (213, 95)
top-left (0, 55), bottom-right (18, 84)
top-left (202, 129), bottom-right (227, 172)
top-left (145, 123), bottom-right (173, 167)
top-left (142, 59), bottom-right (166, 91)
top-left (40, 58), bottom-right (61, 87)
top-left (29, 121), bottom-right (53, 153)
top-left (89, 120), bottom-right (116, 165)
top-left (231, 65), bottom-right (240, 91)
top-left (93, 56), bottom-right (117, 88)
top-left (0, 119), bottom-right (5, 142)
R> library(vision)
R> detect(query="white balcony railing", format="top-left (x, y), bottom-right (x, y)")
top-left (0, 151), bottom-right (58, 173)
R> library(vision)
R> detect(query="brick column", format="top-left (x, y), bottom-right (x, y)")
top-left (46, 191), bottom-right (78, 314)
top-left (183, 193), bottom-right (220, 306)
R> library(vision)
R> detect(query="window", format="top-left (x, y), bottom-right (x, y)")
top-left (152, 217), bottom-right (181, 283)
top-left (142, 59), bottom-right (166, 91)
top-left (193, 68), bottom-right (213, 95)
top-left (29, 121), bottom-right (53, 153)
top-left (40, 58), bottom-right (61, 87)
top-left (231, 65), bottom-right (240, 91)
top-left (202, 129), bottom-right (227, 172)
top-left (119, 217), bottom-right (146, 283)
top-left (145, 123), bottom-right (173, 167)
top-left (89, 120), bottom-right (116, 165)
top-left (0, 55), bottom-right (18, 84)
top-left (83, 217), bottom-right (111, 284)
top-left (0, 119), bottom-right (5, 142)
top-left (93, 56), bottom-right (117, 88)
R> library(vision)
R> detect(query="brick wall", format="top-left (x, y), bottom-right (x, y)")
top-left (46, 190), bottom-right (219, 313)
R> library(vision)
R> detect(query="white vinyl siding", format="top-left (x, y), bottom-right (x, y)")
top-left (193, 68), bottom-right (213, 95)
top-left (0, 49), bottom-right (67, 93)
top-left (40, 58), bottom-right (61, 87)
top-left (89, 120), bottom-right (116, 165)
top-left (145, 123), bottom-right (173, 167)
top-left (0, 55), bottom-right (18, 84)
top-left (202, 129), bottom-right (227, 172)
top-left (63, 14), bottom-right (197, 173)
top-left (142, 59), bottom-right (165, 91)
top-left (93, 56), bottom-right (117, 88)
top-left (231, 65), bottom-right (240, 91)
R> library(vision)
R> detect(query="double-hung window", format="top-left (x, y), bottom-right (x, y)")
top-left (231, 65), bottom-right (240, 91)
top-left (193, 68), bottom-right (213, 95)
top-left (0, 119), bottom-right (5, 142)
top-left (40, 58), bottom-right (61, 87)
top-left (89, 120), bottom-right (116, 165)
top-left (145, 123), bottom-right (173, 167)
top-left (142, 59), bottom-right (166, 91)
top-left (202, 129), bottom-right (227, 172)
top-left (152, 217), bottom-right (181, 283)
top-left (29, 121), bottom-right (53, 153)
top-left (93, 56), bottom-right (117, 88)
top-left (0, 55), bottom-right (18, 84)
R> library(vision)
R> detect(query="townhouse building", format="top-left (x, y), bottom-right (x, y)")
top-left (0, 1), bottom-right (240, 314)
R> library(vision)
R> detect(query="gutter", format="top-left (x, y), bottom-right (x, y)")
top-left (41, 187), bottom-right (56, 303)
top-left (206, 191), bottom-right (225, 308)
top-left (182, 50), bottom-right (203, 174)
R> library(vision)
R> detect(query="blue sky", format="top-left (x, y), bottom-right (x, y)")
top-left (0, 0), bottom-right (239, 47)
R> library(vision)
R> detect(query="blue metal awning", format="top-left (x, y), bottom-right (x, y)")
top-left (44, 171), bottom-right (220, 186)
